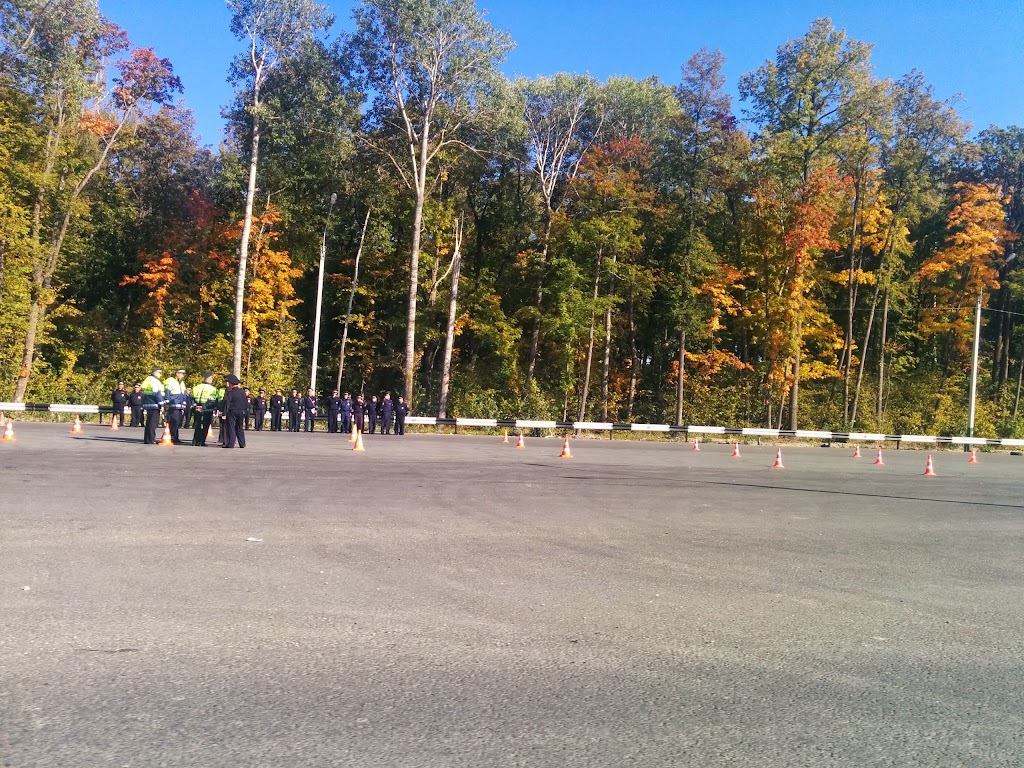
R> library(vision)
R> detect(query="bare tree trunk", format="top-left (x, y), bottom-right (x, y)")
top-left (404, 131), bottom-right (431, 406)
top-left (524, 213), bottom-right (553, 391)
top-left (842, 176), bottom-right (863, 426)
top-left (788, 316), bottom-right (802, 430)
top-left (1014, 354), bottom-right (1024, 422)
top-left (675, 328), bottom-right (687, 425)
top-left (600, 253), bottom-right (617, 422)
top-left (336, 209), bottom-right (371, 392)
top-left (233, 107), bottom-right (261, 377)
top-left (627, 298), bottom-right (638, 421)
top-left (850, 279), bottom-right (881, 428)
top-left (876, 290), bottom-right (889, 424)
top-left (437, 219), bottom-right (463, 419)
top-left (578, 246), bottom-right (602, 421)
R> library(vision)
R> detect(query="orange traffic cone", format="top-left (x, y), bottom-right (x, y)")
top-left (968, 448), bottom-right (978, 464)
top-left (923, 454), bottom-right (937, 476)
top-left (1, 419), bottom-right (14, 442)
top-left (348, 426), bottom-right (357, 443)
top-left (560, 436), bottom-right (572, 458)
top-left (352, 428), bottom-right (365, 452)
top-left (852, 445), bottom-right (861, 458)
top-left (502, 430), bottom-right (509, 444)
top-left (731, 442), bottom-right (741, 458)
top-left (158, 423), bottom-right (173, 446)
top-left (207, 421), bottom-right (215, 441)
top-left (70, 415), bottom-right (83, 434)
top-left (691, 437), bottom-right (701, 452)
top-left (515, 433), bottom-right (525, 449)
top-left (772, 448), bottom-right (784, 469)
top-left (110, 416), bottom-right (119, 431)
top-left (873, 448), bottom-right (884, 466)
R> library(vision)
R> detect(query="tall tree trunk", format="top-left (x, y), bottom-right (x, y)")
top-left (788, 316), bottom-right (802, 430)
top-left (336, 209), bottom-right (371, 392)
top-left (1013, 354), bottom-right (1024, 422)
top-left (600, 253), bottom-right (617, 422)
top-left (842, 175), bottom-right (863, 426)
top-left (524, 212), bottom-right (553, 392)
top-left (438, 220), bottom-right (463, 419)
top-left (233, 107), bottom-right (261, 377)
top-left (850, 279), bottom-right (881, 429)
top-left (876, 290), bottom-right (889, 424)
top-left (675, 328), bottom-right (686, 425)
top-left (404, 128), bottom-right (431, 406)
top-left (627, 298), bottom-right (638, 422)
top-left (578, 246), bottom-right (602, 421)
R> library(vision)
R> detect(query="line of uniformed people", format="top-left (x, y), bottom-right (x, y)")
top-left (133, 367), bottom-right (409, 445)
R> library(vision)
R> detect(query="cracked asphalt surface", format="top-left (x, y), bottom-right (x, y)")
top-left (2, 422), bottom-right (1023, 767)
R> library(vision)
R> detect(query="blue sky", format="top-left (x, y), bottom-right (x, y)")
top-left (101, 0), bottom-right (1024, 148)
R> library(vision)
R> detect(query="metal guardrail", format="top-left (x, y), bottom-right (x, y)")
top-left (2, 402), bottom-right (1021, 447)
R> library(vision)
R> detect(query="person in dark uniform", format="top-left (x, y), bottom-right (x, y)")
top-left (302, 388), bottom-right (318, 432)
top-left (353, 395), bottom-right (365, 433)
top-left (128, 383), bottom-right (144, 427)
top-left (340, 392), bottom-right (352, 433)
top-left (380, 392), bottom-right (394, 434)
top-left (140, 368), bottom-right (165, 445)
top-left (111, 381), bottom-right (128, 427)
top-left (326, 390), bottom-right (341, 433)
top-left (242, 387), bottom-right (252, 430)
top-left (287, 389), bottom-right (302, 432)
top-left (221, 374), bottom-right (248, 449)
top-left (367, 395), bottom-right (379, 434)
top-left (269, 389), bottom-right (284, 431)
top-left (395, 396), bottom-right (409, 435)
top-left (191, 372), bottom-right (218, 446)
top-left (182, 386), bottom-right (195, 430)
top-left (253, 390), bottom-right (267, 430)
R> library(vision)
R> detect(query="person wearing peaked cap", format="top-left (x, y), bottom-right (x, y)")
top-left (128, 382), bottom-right (144, 427)
top-left (221, 374), bottom-right (247, 448)
top-left (163, 368), bottom-right (187, 444)
top-left (191, 372), bottom-right (218, 446)
top-left (140, 368), bottom-right (166, 445)
top-left (269, 389), bottom-right (284, 431)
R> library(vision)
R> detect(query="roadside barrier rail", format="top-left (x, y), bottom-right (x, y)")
top-left (2, 402), bottom-right (1021, 447)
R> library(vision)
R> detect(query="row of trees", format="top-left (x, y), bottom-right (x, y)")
top-left (2, 0), bottom-right (1023, 436)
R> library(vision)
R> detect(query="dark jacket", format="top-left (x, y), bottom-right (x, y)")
top-left (327, 396), bottom-right (342, 414)
top-left (128, 390), bottom-right (144, 408)
top-left (302, 395), bottom-right (317, 414)
top-left (223, 387), bottom-right (249, 415)
top-left (269, 394), bottom-right (284, 412)
top-left (396, 402), bottom-right (409, 419)
top-left (112, 388), bottom-right (128, 407)
top-left (287, 396), bottom-right (301, 413)
top-left (340, 397), bottom-right (352, 414)
top-left (254, 396), bottom-right (267, 414)
top-left (380, 398), bottom-right (394, 418)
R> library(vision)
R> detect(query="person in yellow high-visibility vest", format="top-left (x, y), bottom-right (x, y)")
top-left (140, 368), bottom-right (166, 445)
top-left (191, 372), bottom-right (219, 446)
top-left (163, 368), bottom-right (187, 444)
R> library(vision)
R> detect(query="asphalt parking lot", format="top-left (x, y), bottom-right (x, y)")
top-left (2, 422), bottom-right (1023, 767)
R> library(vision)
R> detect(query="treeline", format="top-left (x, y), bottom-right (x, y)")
top-left (2, 1), bottom-right (1023, 436)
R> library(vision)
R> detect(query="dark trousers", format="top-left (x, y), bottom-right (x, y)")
top-left (223, 412), bottom-right (246, 448)
top-left (341, 412), bottom-right (351, 433)
top-left (381, 414), bottom-right (393, 434)
top-left (113, 406), bottom-right (126, 426)
top-left (166, 408), bottom-right (183, 443)
top-left (327, 412), bottom-right (339, 433)
top-left (368, 413), bottom-right (377, 433)
top-left (395, 416), bottom-right (405, 435)
top-left (192, 411), bottom-right (213, 446)
top-left (130, 406), bottom-right (143, 427)
top-left (288, 411), bottom-right (301, 431)
top-left (304, 415), bottom-right (315, 432)
top-left (144, 408), bottom-right (160, 444)
top-left (182, 410), bottom-right (192, 430)
top-left (254, 410), bottom-right (265, 430)
top-left (271, 410), bottom-right (282, 431)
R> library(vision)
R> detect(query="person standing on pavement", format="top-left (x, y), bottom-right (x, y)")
top-left (340, 392), bottom-right (352, 433)
top-left (269, 389), bottom-right (284, 431)
top-left (253, 390), bottom-right (267, 430)
top-left (353, 395), bottom-right (365, 433)
top-left (326, 390), bottom-right (341, 433)
top-left (380, 392), bottom-right (394, 434)
top-left (221, 374), bottom-right (248, 448)
top-left (395, 396), bottom-right (409, 435)
top-left (287, 389), bottom-right (302, 432)
top-left (111, 381), bottom-right (128, 427)
top-left (302, 388), bottom-right (318, 432)
top-left (243, 388), bottom-right (253, 430)
top-left (182, 387), bottom-right (195, 430)
top-left (191, 372), bottom-right (218, 446)
top-left (140, 368), bottom-right (166, 445)
top-left (367, 395), bottom-right (379, 434)
top-left (128, 383), bottom-right (144, 427)
top-left (163, 368), bottom-right (187, 444)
